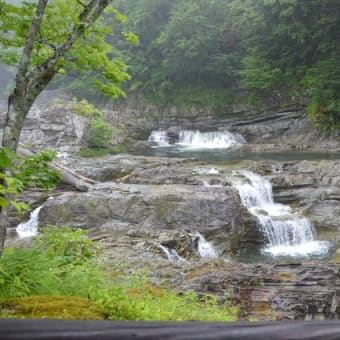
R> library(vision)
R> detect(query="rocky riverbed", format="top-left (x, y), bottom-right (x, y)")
top-left (2, 91), bottom-right (340, 321)
top-left (6, 153), bottom-right (340, 321)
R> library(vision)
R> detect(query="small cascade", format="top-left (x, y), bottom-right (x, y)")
top-left (177, 130), bottom-right (244, 149)
top-left (147, 129), bottom-right (245, 149)
top-left (16, 206), bottom-right (42, 238)
top-left (196, 232), bottom-right (218, 258)
top-left (159, 245), bottom-right (185, 262)
top-left (199, 179), bottom-right (222, 187)
top-left (233, 170), bottom-right (329, 257)
top-left (200, 179), bottom-right (210, 187)
top-left (148, 130), bottom-right (170, 147)
top-left (193, 167), bottom-right (219, 175)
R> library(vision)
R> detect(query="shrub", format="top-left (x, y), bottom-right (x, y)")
top-left (87, 117), bottom-right (113, 148)
top-left (0, 227), bottom-right (239, 321)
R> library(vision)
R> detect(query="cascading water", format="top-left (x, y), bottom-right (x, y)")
top-left (16, 206), bottom-right (42, 238)
top-left (147, 129), bottom-right (244, 149)
top-left (159, 245), bottom-right (185, 262)
top-left (148, 130), bottom-right (170, 147)
top-left (178, 130), bottom-right (244, 149)
top-left (196, 232), bottom-right (218, 258)
top-left (233, 170), bottom-right (329, 257)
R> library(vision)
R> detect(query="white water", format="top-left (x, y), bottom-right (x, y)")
top-left (196, 232), bottom-right (218, 258)
top-left (16, 206), bottom-right (42, 238)
top-left (178, 130), bottom-right (244, 149)
top-left (148, 129), bottom-right (244, 149)
top-left (233, 170), bottom-right (329, 257)
top-left (159, 245), bottom-right (185, 262)
top-left (148, 130), bottom-right (170, 147)
top-left (193, 167), bottom-right (219, 175)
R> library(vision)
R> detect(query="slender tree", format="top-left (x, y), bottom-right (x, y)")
top-left (0, 0), bottom-right (134, 254)
top-left (1, 0), bottom-right (132, 152)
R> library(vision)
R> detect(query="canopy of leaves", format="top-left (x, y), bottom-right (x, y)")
top-left (108, 0), bottom-right (339, 127)
top-left (0, 0), bottom-right (137, 98)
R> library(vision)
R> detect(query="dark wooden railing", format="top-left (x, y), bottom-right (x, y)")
top-left (1, 320), bottom-right (340, 339)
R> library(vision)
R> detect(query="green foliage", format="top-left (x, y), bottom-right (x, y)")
top-left (304, 57), bottom-right (340, 130)
top-left (240, 55), bottom-right (281, 90)
top-left (109, 0), bottom-right (339, 130)
top-left (14, 150), bottom-right (60, 189)
top-left (72, 99), bottom-right (117, 149)
top-left (0, 0), bottom-right (132, 99)
top-left (0, 227), bottom-right (102, 299)
top-left (69, 98), bottom-right (116, 149)
top-left (87, 117), bottom-right (113, 148)
top-left (35, 226), bottom-right (100, 266)
top-left (92, 281), bottom-right (238, 321)
top-left (0, 227), bottom-right (239, 321)
top-left (0, 148), bottom-right (60, 210)
top-left (0, 295), bottom-right (106, 320)
top-left (113, 0), bottom-right (241, 108)
top-left (71, 99), bottom-right (103, 118)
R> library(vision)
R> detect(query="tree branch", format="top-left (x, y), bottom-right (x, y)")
top-left (15, 0), bottom-right (48, 94)
top-left (27, 0), bottom-right (110, 92)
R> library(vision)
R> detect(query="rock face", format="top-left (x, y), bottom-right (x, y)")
top-left (1, 90), bottom-right (339, 152)
top-left (178, 261), bottom-right (340, 321)
top-left (3, 91), bottom-right (340, 321)
top-left (0, 91), bottom-right (88, 152)
top-left (113, 96), bottom-right (340, 152)
top-left (39, 174), bottom-right (253, 256)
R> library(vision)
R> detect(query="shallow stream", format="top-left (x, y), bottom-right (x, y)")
top-left (145, 130), bottom-right (338, 263)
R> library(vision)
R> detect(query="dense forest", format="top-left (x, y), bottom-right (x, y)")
top-left (1, 0), bottom-right (339, 129)
top-left (111, 0), bottom-right (340, 128)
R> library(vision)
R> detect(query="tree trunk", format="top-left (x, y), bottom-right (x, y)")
top-left (0, 208), bottom-right (9, 257)
top-left (0, 0), bottom-right (111, 256)
top-left (0, 92), bottom-right (41, 256)
top-left (2, 95), bottom-right (32, 152)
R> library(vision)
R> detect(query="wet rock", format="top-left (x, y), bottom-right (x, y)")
top-left (39, 181), bottom-right (253, 255)
top-left (0, 91), bottom-right (88, 152)
top-left (178, 261), bottom-right (340, 321)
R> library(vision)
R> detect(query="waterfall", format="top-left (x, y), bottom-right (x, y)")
top-left (148, 130), bottom-right (170, 147)
top-left (147, 129), bottom-right (245, 148)
top-left (16, 206), bottom-right (42, 238)
top-left (159, 245), bottom-right (185, 262)
top-left (196, 232), bottom-right (218, 258)
top-left (177, 130), bottom-right (244, 149)
top-left (194, 167), bottom-right (219, 175)
top-left (233, 170), bottom-right (329, 257)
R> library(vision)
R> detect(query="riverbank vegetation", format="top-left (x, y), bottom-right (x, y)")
top-left (109, 0), bottom-right (339, 129)
top-left (1, 1), bottom-right (338, 129)
top-left (51, 0), bottom-right (337, 129)
top-left (0, 227), bottom-right (238, 321)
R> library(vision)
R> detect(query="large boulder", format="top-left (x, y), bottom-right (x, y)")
top-left (178, 261), bottom-right (340, 321)
top-left (0, 91), bottom-right (88, 152)
top-left (39, 181), bottom-right (257, 255)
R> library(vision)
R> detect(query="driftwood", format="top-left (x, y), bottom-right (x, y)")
top-left (0, 320), bottom-right (340, 340)
top-left (17, 145), bottom-right (97, 192)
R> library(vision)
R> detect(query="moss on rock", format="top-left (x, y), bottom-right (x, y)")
top-left (0, 295), bottom-right (106, 320)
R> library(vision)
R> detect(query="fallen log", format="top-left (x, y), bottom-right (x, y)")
top-left (17, 145), bottom-right (97, 192)
top-left (0, 319), bottom-right (340, 340)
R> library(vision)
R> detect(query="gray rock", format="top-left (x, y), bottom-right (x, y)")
top-left (39, 181), bottom-right (254, 255)
top-left (0, 91), bottom-right (88, 152)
